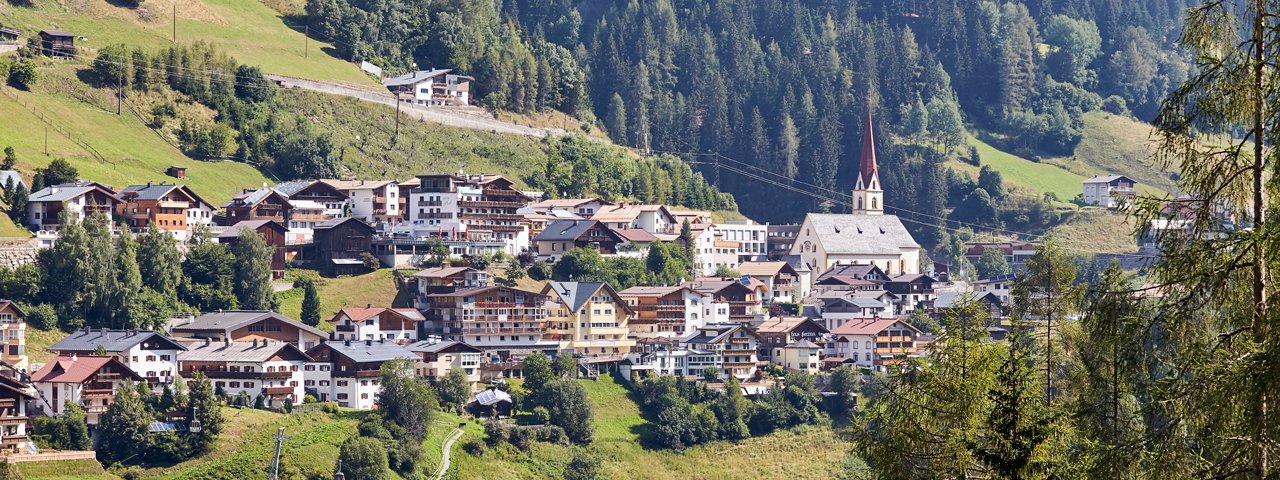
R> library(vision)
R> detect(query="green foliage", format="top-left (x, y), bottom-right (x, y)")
top-left (0, 264), bottom-right (40, 304)
top-left (7, 60), bottom-right (36, 90)
top-left (337, 435), bottom-right (389, 480)
top-left (975, 249), bottom-right (1011, 280)
top-left (188, 371), bottom-right (224, 453)
top-left (300, 278), bottom-right (321, 327)
top-left (230, 228), bottom-right (277, 311)
top-left (564, 448), bottom-right (601, 480)
top-left (2, 146), bottom-right (16, 170)
top-left (137, 225), bottom-right (182, 296)
top-left (826, 367), bottom-right (859, 424)
top-left (32, 402), bottom-right (91, 451)
top-left (180, 227), bottom-right (239, 311)
top-left (554, 352), bottom-right (578, 379)
top-left (711, 265), bottom-right (739, 278)
top-left (40, 158), bottom-right (79, 186)
top-left (436, 367), bottom-right (471, 412)
top-left (538, 379), bottom-right (593, 444)
top-left (96, 382), bottom-right (152, 464)
top-left (375, 358), bottom-right (438, 442)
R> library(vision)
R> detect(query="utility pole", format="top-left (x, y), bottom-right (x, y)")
top-left (304, 25), bottom-right (309, 59)
top-left (268, 427), bottom-right (288, 480)
top-left (393, 96), bottom-right (401, 145)
top-left (44, 127), bottom-right (48, 155)
top-left (116, 68), bottom-right (123, 115)
top-left (172, 4), bottom-right (177, 43)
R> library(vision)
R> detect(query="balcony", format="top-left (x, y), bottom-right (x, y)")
top-left (82, 388), bottom-right (114, 398)
top-left (261, 370), bottom-right (294, 380)
top-left (459, 211), bottom-right (524, 221)
top-left (462, 326), bottom-right (544, 334)
top-left (459, 200), bottom-right (526, 210)
top-left (419, 212), bottom-right (454, 219)
top-left (83, 405), bottom-right (109, 414)
top-left (728, 337), bottom-right (750, 344)
top-left (336, 324), bottom-right (356, 332)
top-left (332, 369), bottom-right (382, 378)
top-left (417, 200), bottom-right (444, 207)
top-left (95, 372), bottom-right (121, 381)
top-left (263, 386), bottom-right (294, 396)
top-left (474, 301), bottom-right (543, 309)
top-left (0, 415), bottom-right (27, 424)
top-left (723, 361), bottom-right (756, 368)
top-left (653, 304), bottom-right (686, 311)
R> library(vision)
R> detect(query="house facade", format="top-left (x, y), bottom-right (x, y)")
top-left (1082, 175), bottom-right (1137, 208)
top-left (329, 307), bottom-right (424, 343)
top-left (0, 301), bottom-right (27, 376)
top-left (214, 220), bottom-right (288, 279)
top-left (170, 311), bottom-right (328, 351)
top-left (179, 339), bottom-right (311, 408)
top-left (48, 328), bottom-right (185, 386)
top-left (383, 69), bottom-right (473, 106)
top-left (32, 355), bottom-right (143, 425)
top-left (682, 323), bottom-right (761, 381)
top-left (422, 285), bottom-right (557, 355)
top-left (322, 180), bottom-right (400, 225)
top-left (542, 282), bottom-right (636, 356)
top-left (313, 217), bottom-right (375, 277)
top-left (618, 286), bottom-right (706, 338)
top-left (222, 187), bottom-right (292, 226)
top-left (404, 174), bottom-right (533, 254)
top-left (26, 182), bottom-right (122, 232)
top-left (0, 375), bottom-right (35, 452)
top-left (117, 183), bottom-right (215, 241)
top-left (412, 266), bottom-right (487, 310)
top-left (532, 220), bottom-right (625, 261)
top-left (407, 340), bottom-right (482, 384)
top-left (830, 318), bottom-right (921, 371)
top-left (738, 261), bottom-right (804, 303)
top-left (304, 339), bottom-right (417, 409)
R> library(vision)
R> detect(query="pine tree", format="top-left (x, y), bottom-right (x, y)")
top-left (137, 224), bottom-right (182, 296)
top-left (231, 229), bottom-right (276, 311)
top-left (300, 278), bottom-right (321, 327)
top-left (605, 93), bottom-right (628, 145)
top-left (97, 381), bottom-right (153, 464)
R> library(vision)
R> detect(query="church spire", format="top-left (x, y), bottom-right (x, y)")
top-left (852, 108), bottom-right (883, 215)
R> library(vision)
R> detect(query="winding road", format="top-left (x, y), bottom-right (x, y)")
top-left (432, 428), bottom-right (465, 480)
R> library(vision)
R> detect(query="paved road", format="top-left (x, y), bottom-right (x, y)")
top-left (433, 428), bottom-right (465, 480)
top-left (266, 74), bottom-right (570, 138)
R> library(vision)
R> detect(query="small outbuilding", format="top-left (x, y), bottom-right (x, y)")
top-left (38, 30), bottom-right (76, 58)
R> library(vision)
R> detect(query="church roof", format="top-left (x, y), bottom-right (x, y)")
top-left (802, 213), bottom-right (920, 254)
top-left (857, 110), bottom-right (879, 188)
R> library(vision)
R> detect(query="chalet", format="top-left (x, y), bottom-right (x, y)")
top-left (610, 227), bottom-right (658, 257)
top-left (932, 291), bottom-right (1005, 322)
top-left (808, 295), bottom-right (892, 331)
top-left (767, 224), bottom-right (800, 259)
top-left (813, 264), bottom-right (890, 295)
top-left (312, 217), bottom-right (375, 277)
top-left (321, 180), bottom-right (399, 224)
top-left (1082, 175), bottom-right (1137, 208)
top-left (26, 181), bottom-right (122, 231)
top-left (830, 318), bottom-right (922, 371)
top-left (964, 242), bottom-right (1040, 270)
top-left (688, 279), bottom-right (763, 324)
top-left (521, 209), bottom-right (581, 241)
top-left (738, 261), bottom-right (805, 303)
top-left (682, 323), bottom-right (762, 381)
top-left (773, 340), bottom-right (822, 374)
top-left (402, 174), bottom-right (533, 254)
top-left (883, 273), bottom-right (937, 312)
top-left (528, 198), bottom-right (613, 217)
top-left (215, 220), bottom-right (287, 278)
top-left (749, 316), bottom-right (828, 360)
top-left (0, 301), bottom-right (28, 376)
top-left (222, 187), bottom-right (292, 226)
top-left (407, 340), bottom-right (482, 385)
top-left (412, 266), bottom-right (487, 310)
top-left (329, 307), bottom-right (424, 343)
top-left (0, 375), bottom-right (35, 452)
top-left (169, 311), bottom-right (328, 351)
top-left (532, 220), bottom-right (625, 261)
top-left (0, 26), bottom-right (19, 45)
top-left (118, 183), bottom-right (216, 241)
top-left (179, 339), bottom-right (311, 407)
top-left (423, 285), bottom-right (556, 356)
top-left (591, 204), bottom-right (679, 237)
top-left (304, 339), bottom-right (417, 409)
top-left (31, 355), bottom-right (143, 425)
top-left (383, 69), bottom-right (474, 107)
top-left (618, 285), bottom-right (706, 338)
top-left (542, 282), bottom-right (636, 356)
top-left (272, 180), bottom-right (349, 219)
top-left (166, 165), bottom-right (187, 179)
top-left (38, 30), bottom-right (75, 58)
top-left (48, 328), bottom-right (185, 385)
top-left (974, 274), bottom-right (1016, 304)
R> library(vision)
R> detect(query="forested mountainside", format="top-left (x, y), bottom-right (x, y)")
top-left (303, 0), bottom-right (1192, 232)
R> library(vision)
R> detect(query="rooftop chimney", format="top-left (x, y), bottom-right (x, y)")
top-left (224, 338), bottom-right (231, 347)
top-left (204, 337), bottom-right (212, 347)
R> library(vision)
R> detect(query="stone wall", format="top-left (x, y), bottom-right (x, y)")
top-left (0, 239), bottom-right (40, 269)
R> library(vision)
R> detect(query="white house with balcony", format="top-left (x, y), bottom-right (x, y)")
top-left (1082, 175), bottom-right (1137, 208)
top-left (383, 69), bottom-right (473, 107)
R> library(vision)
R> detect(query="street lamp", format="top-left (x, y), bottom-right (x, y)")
top-left (333, 460), bottom-right (346, 480)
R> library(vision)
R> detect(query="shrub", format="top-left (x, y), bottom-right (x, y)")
top-left (7, 60), bottom-right (37, 90)
top-left (509, 426), bottom-right (534, 451)
top-left (1101, 95), bottom-right (1129, 115)
top-left (321, 402), bottom-right (339, 414)
top-left (534, 425), bottom-right (568, 445)
top-left (529, 406), bottom-right (550, 425)
top-left (304, 394), bottom-right (318, 404)
top-left (461, 438), bottom-right (485, 456)
top-left (483, 418), bottom-right (509, 446)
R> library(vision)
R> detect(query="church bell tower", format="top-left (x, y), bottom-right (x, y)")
top-left (852, 110), bottom-right (883, 215)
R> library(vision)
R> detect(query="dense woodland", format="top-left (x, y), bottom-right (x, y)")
top-left (303, 0), bottom-right (1192, 237)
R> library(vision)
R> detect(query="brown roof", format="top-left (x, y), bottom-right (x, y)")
top-left (412, 266), bottom-right (476, 279)
top-left (31, 355), bottom-right (139, 383)
top-left (611, 228), bottom-right (658, 242)
top-left (590, 204), bottom-right (673, 223)
top-left (832, 318), bottom-right (919, 336)
top-left (738, 261), bottom-right (787, 277)
top-left (753, 316), bottom-right (827, 334)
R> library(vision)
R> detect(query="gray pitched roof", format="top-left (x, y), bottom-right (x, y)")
top-left (314, 216), bottom-right (371, 230)
top-left (121, 183), bottom-right (179, 200)
top-left (214, 220), bottom-right (285, 238)
top-left (0, 171), bottom-right (25, 191)
top-left (406, 340), bottom-right (481, 354)
top-left (50, 329), bottom-right (186, 353)
top-left (179, 340), bottom-right (311, 363)
top-left (802, 213), bottom-right (920, 254)
top-left (320, 340), bottom-right (417, 363)
top-left (546, 282), bottom-right (605, 312)
top-left (29, 183), bottom-right (117, 203)
top-left (271, 180), bottom-right (313, 197)
top-left (934, 291), bottom-right (1001, 309)
top-left (382, 69), bottom-right (452, 87)
top-left (173, 311), bottom-right (326, 338)
top-left (784, 339), bottom-right (822, 349)
top-left (533, 220), bottom-right (619, 242)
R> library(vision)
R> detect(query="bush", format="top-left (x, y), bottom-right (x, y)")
top-left (7, 60), bottom-right (37, 90)
top-left (484, 418), bottom-right (509, 446)
top-left (1101, 95), bottom-right (1129, 115)
top-left (321, 402), bottom-right (339, 414)
top-left (509, 426), bottom-right (534, 451)
top-left (359, 251), bottom-right (381, 271)
top-left (304, 394), bottom-right (318, 404)
top-left (22, 303), bottom-right (57, 330)
top-left (529, 406), bottom-right (550, 425)
top-left (461, 438), bottom-right (485, 456)
top-left (534, 425), bottom-right (568, 445)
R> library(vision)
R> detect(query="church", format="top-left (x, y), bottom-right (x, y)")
top-left (790, 111), bottom-right (922, 282)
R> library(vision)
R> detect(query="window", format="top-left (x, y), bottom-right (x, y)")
top-left (337, 393), bottom-right (349, 400)
top-left (230, 382), bottom-right (241, 388)
top-left (245, 382), bottom-right (254, 388)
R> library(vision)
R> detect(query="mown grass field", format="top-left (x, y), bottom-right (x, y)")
top-left (13, 458), bottom-right (117, 480)
top-left (1048, 208), bottom-right (1141, 254)
top-left (1046, 111), bottom-right (1178, 194)
top-left (276, 268), bottom-right (406, 324)
top-left (0, 0), bottom-right (376, 87)
top-left (0, 215), bottom-right (29, 238)
top-left (960, 135), bottom-right (1086, 201)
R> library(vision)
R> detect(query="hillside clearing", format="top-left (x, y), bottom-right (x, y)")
top-left (0, 215), bottom-right (30, 238)
top-left (14, 458), bottom-right (117, 480)
top-left (276, 268), bottom-right (405, 323)
top-left (1046, 112), bottom-right (1178, 194)
top-left (1048, 208), bottom-right (1140, 254)
top-left (961, 135), bottom-right (1085, 201)
top-left (0, 0), bottom-right (375, 87)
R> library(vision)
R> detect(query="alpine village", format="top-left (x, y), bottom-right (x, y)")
top-left (0, 0), bottom-right (1273, 479)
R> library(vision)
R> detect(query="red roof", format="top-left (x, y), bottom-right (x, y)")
top-left (832, 318), bottom-right (902, 336)
top-left (31, 355), bottom-right (132, 383)
top-left (335, 307), bottom-right (384, 322)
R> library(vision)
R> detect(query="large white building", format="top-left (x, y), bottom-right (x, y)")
top-left (304, 339), bottom-right (417, 409)
top-left (322, 180), bottom-right (400, 225)
top-left (792, 112), bottom-right (921, 281)
top-left (1081, 175), bottom-right (1137, 208)
top-left (48, 328), bottom-right (186, 387)
top-left (401, 174), bottom-right (534, 255)
top-left (383, 69), bottom-right (473, 107)
top-left (179, 339), bottom-right (311, 408)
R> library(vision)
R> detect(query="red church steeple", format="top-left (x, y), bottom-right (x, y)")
top-left (852, 109), bottom-right (883, 214)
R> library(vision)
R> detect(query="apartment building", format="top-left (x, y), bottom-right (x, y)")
top-left (618, 285), bottom-right (706, 338)
top-left (179, 338), bottom-right (311, 408)
top-left (117, 183), bottom-right (216, 241)
top-left (31, 355), bottom-right (143, 425)
top-left (422, 285), bottom-right (557, 355)
top-left (541, 282), bottom-right (636, 356)
top-left (48, 328), bottom-right (185, 386)
top-left (304, 339), bottom-right (417, 409)
top-left (0, 301), bottom-right (27, 376)
top-left (406, 174), bottom-right (534, 254)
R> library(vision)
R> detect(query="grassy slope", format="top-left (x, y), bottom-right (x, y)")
top-left (0, 0), bottom-right (376, 87)
top-left (25, 327), bottom-right (66, 365)
top-left (0, 72), bottom-right (271, 206)
top-left (276, 268), bottom-right (403, 323)
top-left (448, 375), bottom-right (851, 480)
top-left (0, 215), bottom-right (30, 238)
top-left (1047, 208), bottom-right (1140, 254)
top-left (962, 135), bottom-right (1086, 201)
top-left (278, 90), bottom-right (550, 183)
top-left (1045, 111), bottom-right (1178, 194)
top-left (14, 459), bottom-right (117, 480)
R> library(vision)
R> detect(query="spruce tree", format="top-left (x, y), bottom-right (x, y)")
top-left (231, 229), bottom-right (276, 311)
top-left (300, 278), bottom-right (321, 327)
